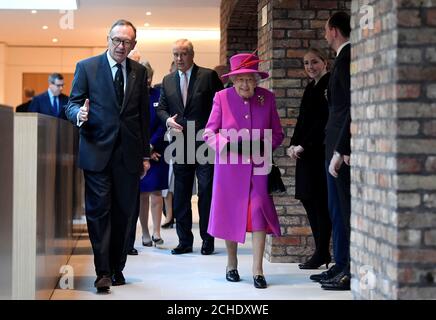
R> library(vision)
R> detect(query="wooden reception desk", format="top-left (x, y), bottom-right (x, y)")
top-left (0, 108), bottom-right (84, 299)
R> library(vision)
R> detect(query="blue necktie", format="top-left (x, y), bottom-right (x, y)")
top-left (53, 96), bottom-right (59, 116)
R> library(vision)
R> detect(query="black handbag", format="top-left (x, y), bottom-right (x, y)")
top-left (268, 162), bottom-right (286, 195)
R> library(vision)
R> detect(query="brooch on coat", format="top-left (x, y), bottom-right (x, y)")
top-left (257, 95), bottom-right (265, 106)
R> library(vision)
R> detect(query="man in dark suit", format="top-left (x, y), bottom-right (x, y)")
top-left (65, 19), bottom-right (150, 293)
top-left (157, 39), bottom-right (223, 255)
top-left (16, 88), bottom-right (35, 112)
top-left (309, 11), bottom-right (351, 291)
top-left (28, 73), bottom-right (69, 119)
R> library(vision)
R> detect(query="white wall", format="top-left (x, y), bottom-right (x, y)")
top-left (1, 40), bottom-right (220, 107)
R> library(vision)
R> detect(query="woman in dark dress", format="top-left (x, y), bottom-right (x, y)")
top-left (138, 61), bottom-right (169, 246)
top-left (287, 48), bottom-right (332, 269)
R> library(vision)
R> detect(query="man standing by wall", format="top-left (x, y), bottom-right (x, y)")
top-left (29, 73), bottom-right (68, 119)
top-left (310, 11), bottom-right (351, 291)
top-left (157, 39), bottom-right (223, 256)
top-left (65, 19), bottom-right (150, 293)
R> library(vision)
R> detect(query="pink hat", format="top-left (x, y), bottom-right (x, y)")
top-left (221, 52), bottom-right (269, 80)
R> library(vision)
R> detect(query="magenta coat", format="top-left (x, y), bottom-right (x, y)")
top-left (203, 86), bottom-right (284, 243)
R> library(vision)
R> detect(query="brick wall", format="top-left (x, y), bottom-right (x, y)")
top-left (257, 0), bottom-right (351, 262)
top-left (220, 0), bottom-right (258, 65)
top-left (350, 0), bottom-right (436, 299)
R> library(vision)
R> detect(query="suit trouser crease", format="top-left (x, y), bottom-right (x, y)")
top-left (325, 161), bottom-right (350, 271)
top-left (84, 145), bottom-right (139, 276)
top-left (173, 162), bottom-right (214, 247)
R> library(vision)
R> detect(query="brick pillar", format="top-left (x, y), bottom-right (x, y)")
top-left (220, 0), bottom-right (258, 65)
top-left (257, 0), bottom-right (351, 262)
top-left (351, 0), bottom-right (436, 299)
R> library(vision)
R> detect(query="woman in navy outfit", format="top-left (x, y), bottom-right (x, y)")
top-left (138, 61), bottom-right (169, 246)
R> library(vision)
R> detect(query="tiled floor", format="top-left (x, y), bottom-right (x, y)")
top-left (51, 220), bottom-right (351, 300)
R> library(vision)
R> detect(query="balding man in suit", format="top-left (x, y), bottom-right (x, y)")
top-left (157, 39), bottom-right (223, 256)
top-left (65, 19), bottom-right (150, 293)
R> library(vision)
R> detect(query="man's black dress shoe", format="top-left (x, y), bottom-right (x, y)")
top-left (201, 240), bottom-right (214, 255)
top-left (171, 245), bottom-right (193, 255)
top-left (253, 275), bottom-right (267, 289)
top-left (321, 272), bottom-right (351, 291)
top-left (226, 269), bottom-right (240, 282)
top-left (94, 275), bottom-right (111, 293)
top-left (127, 248), bottom-right (138, 255)
top-left (309, 265), bottom-right (341, 282)
top-left (298, 255), bottom-right (331, 269)
top-left (111, 271), bottom-right (126, 286)
top-left (161, 219), bottom-right (174, 229)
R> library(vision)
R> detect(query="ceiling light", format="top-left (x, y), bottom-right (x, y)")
top-left (31, 10), bottom-right (37, 14)
top-left (52, 38), bottom-right (58, 43)
top-left (42, 25), bottom-right (48, 30)
top-left (0, 0), bottom-right (78, 10)
top-left (137, 29), bottom-right (220, 41)
top-left (146, 11), bottom-right (152, 16)
top-left (144, 23), bottom-right (150, 27)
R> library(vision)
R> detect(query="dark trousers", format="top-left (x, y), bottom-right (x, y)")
top-left (83, 145), bottom-right (139, 276)
top-left (301, 197), bottom-right (331, 260)
top-left (325, 161), bottom-right (350, 272)
top-left (173, 162), bottom-right (214, 247)
top-left (127, 191), bottom-right (141, 250)
top-left (335, 161), bottom-right (351, 274)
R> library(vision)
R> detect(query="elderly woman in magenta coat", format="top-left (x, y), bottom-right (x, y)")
top-left (203, 53), bottom-right (284, 289)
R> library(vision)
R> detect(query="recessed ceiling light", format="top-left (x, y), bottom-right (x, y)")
top-left (31, 10), bottom-right (37, 14)
top-left (144, 23), bottom-right (150, 27)
top-left (52, 38), bottom-right (59, 43)
top-left (146, 11), bottom-right (152, 16)
top-left (42, 25), bottom-right (48, 30)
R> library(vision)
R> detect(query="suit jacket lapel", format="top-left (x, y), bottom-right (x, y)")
top-left (44, 92), bottom-right (54, 115)
top-left (100, 53), bottom-right (119, 111)
top-left (121, 59), bottom-right (136, 113)
top-left (184, 64), bottom-right (198, 111)
top-left (174, 72), bottom-right (185, 112)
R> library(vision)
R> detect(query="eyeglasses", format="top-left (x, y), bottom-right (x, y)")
top-left (51, 83), bottom-right (64, 88)
top-left (110, 37), bottom-right (134, 48)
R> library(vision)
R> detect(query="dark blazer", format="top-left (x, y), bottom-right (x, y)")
top-left (290, 73), bottom-right (330, 200)
top-left (16, 100), bottom-right (32, 112)
top-left (324, 44), bottom-right (351, 159)
top-left (65, 52), bottom-right (150, 173)
top-left (156, 64), bottom-right (223, 135)
top-left (29, 91), bottom-right (69, 119)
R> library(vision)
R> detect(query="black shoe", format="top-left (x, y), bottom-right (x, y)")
top-left (201, 240), bottom-right (214, 255)
top-left (161, 219), bottom-right (174, 229)
top-left (94, 275), bottom-right (111, 293)
top-left (298, 255), bottom-right (331, 270)
top-left (226, 269), bottom-right (240, 282)
top-left (253, 275), bottom-right (267, 289)
top-left (171, 244), bottom-right (193, 255)
top-left (309, 265), bottom-right (341, 282)
top-left (111, 271), bottom-right (126, 286)
top-left (127, 248), bottom-right (138, 255)
top-left (321, 272), bottom-right (351, 291)
top-left (152, 235), bottom-right (164, 246)
top-left (142, 240), bottom-right (152, 247)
